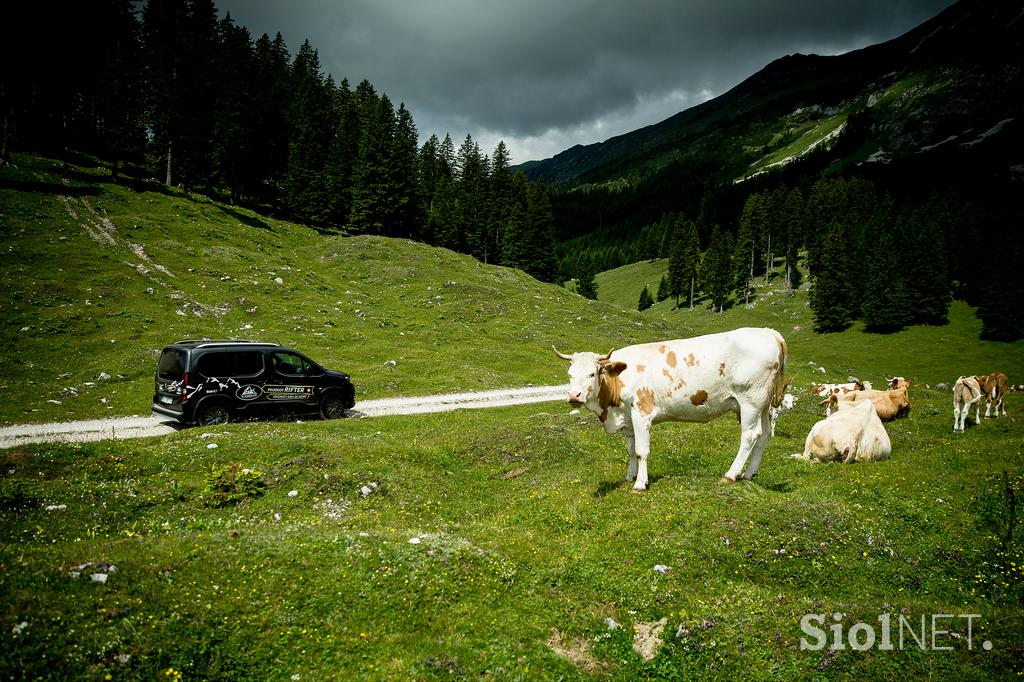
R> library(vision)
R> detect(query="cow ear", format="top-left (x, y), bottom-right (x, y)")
top-left (602, 361), bottom-right (627, 376)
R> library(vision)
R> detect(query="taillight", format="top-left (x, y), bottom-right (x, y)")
top-left (181, 373), bottom-right (190, 402)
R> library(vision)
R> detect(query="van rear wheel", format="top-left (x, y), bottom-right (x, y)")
top-left (197, 401), bottom-right (231, 426)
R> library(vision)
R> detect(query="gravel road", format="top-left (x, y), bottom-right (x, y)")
top-left (0, 384), bottom-right (570, 449)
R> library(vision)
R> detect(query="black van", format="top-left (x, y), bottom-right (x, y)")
top-left (152, 340), bottom-right (355, 425)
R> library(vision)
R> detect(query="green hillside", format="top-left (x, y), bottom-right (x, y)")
top-left (594, 258), bottom-right (669, 311)
top-left (2, 156), bottom-right (1024, 679)
top-left (0, 155), bottom-right (673, 426)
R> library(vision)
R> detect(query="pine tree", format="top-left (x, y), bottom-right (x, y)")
top-left (325, 78), bottom-right (358, 227)
top-left (250, 32), bottom-right (291, 207)
top-left (702, 225), bottom-right (734, 313)
top-left (903, 207), bottom-right (951, 326)
top-left (142, 0), bottom-right (186, 186)
top-left (212, 14), bottom-right (255, 203)
top-left (348, 91), bottom-right (397, 233)
top-left (92, 0), bottom-right (145, 182)
top-left (977, 223), bottom-right (1024, 341)
top-left (522, 180), bottom-right (557, 282)
top-left (175, 0), bottom-right (219, 190)
top-left (734, 196), bottom-right (759, 306)
top-left (862, 220), bottom-right (911, 333)
top-left (576, 256), bottom-right (599, 300)
top-left (638, 285), bottom-right (654, 311)
top-left (500, 172), bottom-right (529, 268)
top-left (488, 141), bottom-right (514, 264)
top-left (666, 215), bottom-right (691, 306)
top-left (809, 221), bottom-right (855, 332)
top-left (283, 40), bottom-right (334, 222)
top-left (389, 103), bottom-right (419, 237)
top-left (780, 186), bottom-right (805, 290)
top-left (668, 219), bottom-right (702, 309)
top-left (805, 177), bottom-right (848, 278)
top-left (656, 275), bottom-right (670, 302)
top-left (456, 134), bottom-right (489, 261)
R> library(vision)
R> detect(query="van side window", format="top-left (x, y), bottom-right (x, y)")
top-left (234, 351), bottom-right (264, 377)
top-left (196, 351), bottom-right (265, 378)
top-left (197, 352), bottom-right (232, 377)
top-left (271, 351), bottom-right (308, 376)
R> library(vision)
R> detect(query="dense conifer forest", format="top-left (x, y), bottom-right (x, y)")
top-left (553, 146), bottom-right (1022, 340)
top-left (0, 0), bottom-right (556, 282)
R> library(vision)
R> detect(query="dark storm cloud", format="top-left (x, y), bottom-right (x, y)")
top-left (218, 0), bottom-right (954, 162)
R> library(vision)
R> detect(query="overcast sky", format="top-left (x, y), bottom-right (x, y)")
top-left (218, 0), bottom-right (955, 164)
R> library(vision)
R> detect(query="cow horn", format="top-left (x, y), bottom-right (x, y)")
top-left (598, 348), bottom-right (615, 361)
top-left (552, 346), bottom-right (573, 360)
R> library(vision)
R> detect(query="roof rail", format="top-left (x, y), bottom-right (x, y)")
top-left (172, 339), bottom-right (280, 348)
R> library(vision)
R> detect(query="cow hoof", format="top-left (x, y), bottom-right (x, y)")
top-left (720, 475), bottom-right (737, 484)
top-left (631, 485), bottom-right (647, 493)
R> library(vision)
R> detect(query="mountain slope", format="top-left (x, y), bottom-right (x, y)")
top-left (521, 0), bottom-right (1024, 187)
top-left (0, 155), bottom-right (679, 425)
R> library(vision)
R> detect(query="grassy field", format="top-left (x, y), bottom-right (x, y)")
top-left (0, 155), bottom-right (672, 426)
top-left (595, 259), bottom-right (669, 313)
top-left (2, 156), bottom-right (1023, 679)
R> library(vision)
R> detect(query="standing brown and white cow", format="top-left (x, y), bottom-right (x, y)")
top-left (554, 327), bottom-right (788, 490)
top-left (975, 371), bottom-right (1009, 418)
top-left (953, 375), bottom-right (983, 432)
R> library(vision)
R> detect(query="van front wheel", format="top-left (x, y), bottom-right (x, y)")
top-left (320, 393), bottom-right (348, 420)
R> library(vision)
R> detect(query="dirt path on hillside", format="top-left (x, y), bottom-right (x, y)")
top-left (0, 385), bottom-right (570, 449)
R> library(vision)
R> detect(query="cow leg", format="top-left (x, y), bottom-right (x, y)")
top-left (953, 403), bottom-right (961, 432)
top-left (742, 409), bottom-right (772, 479)
top-left (973, 401), bottom-right (981, 426)
top-left (724, 404), bottom-right (763, 482)
top-left (630, 413), bottom-right (652, 491)
top-left (999, 396), bottom-right (1007, 417)
top-left (624, 430), bottom-right (638, 482)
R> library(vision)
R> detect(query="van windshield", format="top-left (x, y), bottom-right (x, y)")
top-left (157, 349), bottom-right (187, 380)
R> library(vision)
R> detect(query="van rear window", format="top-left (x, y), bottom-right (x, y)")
top-left (157, 349), bottom-right (187, 380)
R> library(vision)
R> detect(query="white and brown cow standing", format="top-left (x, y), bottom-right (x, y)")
top-left (554, 327), bottom-right (788, 490)
top-left (953, 375), bottom-right (983, 433)
top-left (976, 371), bottom-right (1009, 418)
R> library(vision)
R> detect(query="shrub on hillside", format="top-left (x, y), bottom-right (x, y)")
top-left (203, 464), bottom-right (266, 508)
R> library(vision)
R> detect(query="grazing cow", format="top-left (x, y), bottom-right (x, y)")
top-left (769, 393), bottom-right (795, 437)
top-left (953, 375), bottom-right (983, 433)
top-left (554, 327), bottom-right (788, 490)
top-left (975, 371), bottom-right (1009, 418)
top-left (793, 399), bottom-right (891, 464)
top-left (842, 387), bottom-right (911, 421)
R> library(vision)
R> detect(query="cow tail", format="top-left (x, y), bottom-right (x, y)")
top-left (770, 333), bottom-right (789, 409)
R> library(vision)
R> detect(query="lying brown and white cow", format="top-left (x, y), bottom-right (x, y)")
top-left (793, 399), bottom-right (891, 464)
top-left (555, 327), bottom-right (788, 490)
top-left (953, 375), bottom-right (983, 433)
top-left (886, 376), bottom-right (911, 391)
top-left (841, 387), bottom-right (911, 421)
top-left (813, 382), bottom-right (868, 416)
top-left (975, 371), bottom-right (1009, 418)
